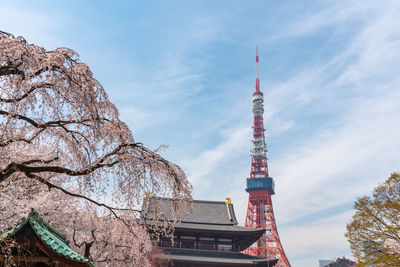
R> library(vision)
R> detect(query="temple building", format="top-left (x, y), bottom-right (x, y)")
top-left (146, 197), bottom-right (279, 267)
top-left (0, 209), bottom-right (94, 267)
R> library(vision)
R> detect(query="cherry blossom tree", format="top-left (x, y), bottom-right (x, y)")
top-left (0, 31), bottom-right (192, 266)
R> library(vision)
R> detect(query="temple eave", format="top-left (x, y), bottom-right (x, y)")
top-left (160, 247), bottom-right (279, 267)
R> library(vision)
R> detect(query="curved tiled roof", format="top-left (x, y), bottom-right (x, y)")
top-left (147, 197), bottom-right (240, 225)
top-left (145, 197), bottom-right (266, 250)
top-left (0, 209), bottom-right (95, 267)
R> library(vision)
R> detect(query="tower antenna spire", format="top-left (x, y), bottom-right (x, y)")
top-left (256, 46), bottom-right (260, 91)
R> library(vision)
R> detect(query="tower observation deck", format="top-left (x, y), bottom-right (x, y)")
top-left (243, 47), bottom-right (291, 267)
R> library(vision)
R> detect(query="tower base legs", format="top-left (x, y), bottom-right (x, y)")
top-left (244, 190), bottom-right (291, 267)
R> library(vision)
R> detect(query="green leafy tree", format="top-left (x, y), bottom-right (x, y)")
top-left (346, 172), bottom-right (400, 266)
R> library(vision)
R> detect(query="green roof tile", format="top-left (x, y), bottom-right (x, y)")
top-left (1, 209), bottom-right (95, 267)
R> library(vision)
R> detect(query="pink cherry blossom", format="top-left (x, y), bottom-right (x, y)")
top-left (0, 31), bottom-right (192, 266)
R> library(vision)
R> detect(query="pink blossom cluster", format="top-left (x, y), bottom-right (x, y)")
top-left (0, 31), bottom-right (192, 266)
top-left (384, 239), bottom-right (400, 255)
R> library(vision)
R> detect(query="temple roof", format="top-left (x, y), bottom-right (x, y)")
top-left (148, 197), bottom-right (240, 225)
top-left (0, 209), bottom-right (95, 267)
top-left (145, 197), bottom-right (265, 249)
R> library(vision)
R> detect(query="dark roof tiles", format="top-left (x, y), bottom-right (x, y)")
top-left (148, 197), bottom-right (238, 225)
top-left (145, 197), bottom-right (265, 236)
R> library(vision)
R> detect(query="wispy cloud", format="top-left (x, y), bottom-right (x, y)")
top-left (264, 1), bottom-right (400, 265)
top-left (282, 210), bottom-right (355, 266)
top-left (265, 1), bottom-right (377, 41)
top-left (0, 2), bottom-right (67, 47)
top-left (275, 87), bottom-right (400, 221)
top-left (182, 126), bottom-right (250, 189)
top-left (2, 1), bottom-right (400, 266)
top-left (180, 2), bottom-right (400, 266)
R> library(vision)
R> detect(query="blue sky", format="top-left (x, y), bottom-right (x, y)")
top-left (2, 1), bottom-right (400, 266)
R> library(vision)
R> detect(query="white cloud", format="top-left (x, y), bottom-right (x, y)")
top-left (0, 2), bottom-right (71, 49)
top-left (275, 86), bottom-right (400, 222)
top-left (260, 2), bottom-right (400, 266)
top-left (182, 2), bottom-right (400, 266)
top-left (282, 210), bottom-right (355, 266)
top-left (2, 1), bottom-right (400, 267)
top-left (119, 106), bottom-right (153, 133)
top-left (265, 1), bottom-right (377, 41)
top-left (183, 126), bottom-right (250, 188)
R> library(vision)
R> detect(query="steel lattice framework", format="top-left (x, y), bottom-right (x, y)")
top-left (243, 47), bottom-right (291, 267)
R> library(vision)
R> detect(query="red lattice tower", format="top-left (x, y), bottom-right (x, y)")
top-left (243, 47), bottom-right (291, 267)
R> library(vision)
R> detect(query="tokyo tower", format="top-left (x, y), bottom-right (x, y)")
top-left (243, 47), bottom-right (291, 267)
